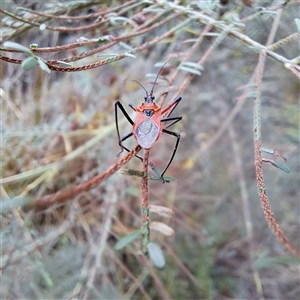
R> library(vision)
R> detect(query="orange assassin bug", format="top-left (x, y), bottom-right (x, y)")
top-left (114, 62), bottom-right (182, 182)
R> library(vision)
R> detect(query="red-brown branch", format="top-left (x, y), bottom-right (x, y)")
top-left (254, 141), bottom-right (300, 257)
top-left (33, 145), bottom-right (141, 209)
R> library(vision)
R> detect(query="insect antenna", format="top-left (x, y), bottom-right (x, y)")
top-left (150, 58), bottom-right (172, 95)
top-left (130, 79), bottom-right (148, 95)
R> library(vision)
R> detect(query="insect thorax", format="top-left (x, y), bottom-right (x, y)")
top-left (143, 109), bottom-right (155, 118)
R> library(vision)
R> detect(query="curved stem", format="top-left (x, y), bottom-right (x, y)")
top-left (141, 149), bottom-right (150, 253)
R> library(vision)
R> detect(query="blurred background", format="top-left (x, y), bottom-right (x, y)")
top-left (1, 0), bottom-right (300, 299)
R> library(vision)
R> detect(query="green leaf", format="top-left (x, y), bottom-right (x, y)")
top-left (147, 242), bottom-right (165, 269)
top-left (295, 18), bottom-right (300, 32)
top-left (37, 58), bottom-right (51, 74)
top-left (22, 56), bottom-right (38, 70)
top-left (112, 16), bottom-right (131, 24)
top-left (203, 32), bottom-right (220, 36)
top-left (115, 229), bottom-right (142, 250)
top-left (248, 45), bottom-right (264, 52)
top-left (149, 164), bottom-right (175, 182)
top-left (254, 255), bottom-right (300, 269)
top-left (145, 72), bottom-right (158, 79)
top-left (271, 161), bottom-right (291, 173)
top-left (149, 205), bottom-right (175, 218)
top-left (178, 65), bottom-right (201, 76)
top-left (39, 24), bottom-right (46, 31)
top-left (150, 221), bottom-right (174, 237)
top-left (30, 44), bottom-right (38, 49)
top-left (119, 41), bottom-right (133, 51)
top-left (181, 61), bottom-right (204, 71)
top-left (3, 41), bottom-right (33, 55)
top-left (149, 175), bottom-right (175, 182)
top-left (124, 53), bottom-right (136, 58)
top-left (261, 147), bottom-right (274, 154)
top-left (154, 62), bottom-right (170, 68)
top-left (56, 61), bottom-right (72, 67)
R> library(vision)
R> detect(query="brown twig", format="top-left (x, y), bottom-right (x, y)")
top-left (229, 125), bottom-right (264, 300)
top-left (108, 250), bottom-right (152, 300)
top-left (18, 0), bottom-right (136, 21)
top-left (254, 51), bottom-right (300, 257)
top-left (159, 23), bottom-right (212, 108)
top-left (31, 145), bottom-right (141, 209)
top-left (0, 1), bottom-right (143, 33)
top-left (0, 17), bottom-right (188, 72)
top-left (141, 149), bottom-right (150, 251)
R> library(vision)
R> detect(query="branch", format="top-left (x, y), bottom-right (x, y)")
top-left (141, 149), bottom-right (150, 252)
top-left (254, 51), bottom-right (300, 257)
top-left (26, 145), bottom-right (141, 209)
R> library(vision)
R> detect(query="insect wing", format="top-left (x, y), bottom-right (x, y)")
top-left (135, 120), bottom-right (160, 149)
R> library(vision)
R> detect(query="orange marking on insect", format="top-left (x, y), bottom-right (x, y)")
top-left (114, 60), bottom-right (182, 182)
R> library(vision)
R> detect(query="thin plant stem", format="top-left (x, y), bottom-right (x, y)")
top-left (30, 145), bottom-right (141, 209)
top-left (141, 149), bottom-right (150, 253)
top-left (159, 23), bottom-right (212, 107)
top-left (108, 250), bottom-right (152, 300)
top-left (229, 125), bottom-right (264, 300)
top-left (0, 218), bottom-right (74, 269)
top-left (17, 0), bottom-right (136, 21)
top-left (254, 51), bottom-right (300, 257)
top-left (81, 187), bottom-right (117, 300)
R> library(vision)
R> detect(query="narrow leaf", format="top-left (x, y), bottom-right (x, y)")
top-left (261, 147), bottom-right (287, 162)
top-left (56, 61), bottom-right (72, 67)
top-left (37, 58), bottom-right (51, 74)
top-left (120, 168), bottom-right (146, 178)
top-left (149, 175), bottom-right (175, 182)
top-left (22, 56), bottom-right (38, 70)
top-left (145, 72), bottom-right (158, 79)
top-left (115, 229), bottom-right (142, 250)
top-left (254, 255), bottom-right (300, 269)
top-left (270, 161), bottom-right (291, 173)
top-left (295, 18), bottom-right (300, 32)
top-left (149, 162), bottom-right (175, 182)
top-left (147, 242), bottom-right (166, 269)
top-left (124, 53), bottom-right (136, 58)
top-left (39, 24), bottom-right (46, 31)
top-left (248, 45), bottom-right (264, 52)
top-left (262, 159), bottom-right (291, 173)
top-left (181, 62), bottom-right (204, 71)
top-left (154, 62), bottom-right (170, 68)
top-left (178, 66), bottom-right (201, 76)
top-left (119, 41), bottom-right (133, 51)
top-left (150, 221), bottom-right (174, 237)
top-left (3, 41), bottom-right (33, 55)
top-left (149, 205), bottom-right (175, 218)
top-left (261, 147), bottom-right (274, 154)
top-left (203, 32), bottom-right (220, 36)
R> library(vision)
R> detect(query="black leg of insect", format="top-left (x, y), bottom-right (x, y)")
top-left (159, 128), bottom-right (181, 182)
top-left (158, 96), bottom-right (183, 182)
top-left (114, 100), bottom-right (143, 161)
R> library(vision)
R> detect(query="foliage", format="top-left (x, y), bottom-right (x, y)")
top-left (1, 0), bottom-right (299, 299)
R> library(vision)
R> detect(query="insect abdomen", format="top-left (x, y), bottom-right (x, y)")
top-left (135, 120), bottom-right (160, 149)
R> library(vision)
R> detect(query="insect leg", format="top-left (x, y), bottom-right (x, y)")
top-left (115, 100), bottom-right (134, 149)
top-left (118, 132), bottom-right (143, 161)
top-left (160, 129), bottom-right (181, 182)
top-left (119, 132), bottom-right (133, 153)
top-left (161, 116), bottom-right (182, 129)
top-left (115, 101), bottom-right (143, 161)
top-left (161, 96), bottom-right (182, 117)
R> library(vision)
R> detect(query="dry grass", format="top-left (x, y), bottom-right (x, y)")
top-left (1, 1), bottom-right (300, 299)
